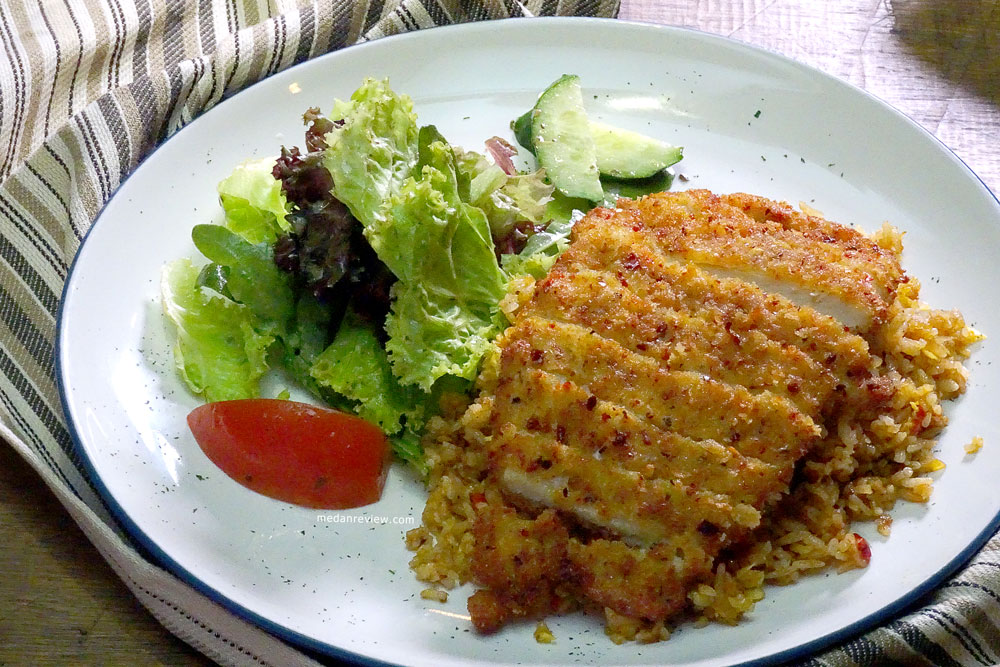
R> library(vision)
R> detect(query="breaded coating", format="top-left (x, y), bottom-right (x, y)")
top-left (468, 506), bottom-right (569, 633)
top-left (525, 266), bottom-right (832, 414)
top-left (496, 319), bottom-right (820, 467)
top-left (568, 538), bottom-right (710, 622)
top-left (467, 190), bottom-right (897, 632)
top-left (600, 190), bottom-right (904, 331)
top-left (551, 221), bottom-right (889, 413)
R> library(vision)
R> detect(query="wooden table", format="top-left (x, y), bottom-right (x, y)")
top-left (0, 442), bottom-right (209, 665)
top-left (618, 0), bottom-right (1000, 195)
top-left (2, 1), bottom-right (998, 664)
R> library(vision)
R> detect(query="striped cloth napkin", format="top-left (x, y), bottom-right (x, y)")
top-left (0, 1), bottom-right (997, 665)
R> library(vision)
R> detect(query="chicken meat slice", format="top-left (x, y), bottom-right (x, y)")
top-left (550, 220), bottom-right (891, 412)
top-left (596, 190), bottom-right (904, 332)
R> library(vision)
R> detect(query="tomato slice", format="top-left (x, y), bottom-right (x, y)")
top-left (187, 399), bottom-right (390, 509)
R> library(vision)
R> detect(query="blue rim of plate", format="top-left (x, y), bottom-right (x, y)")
top-left (55, 16), bottom-right (1000, 667)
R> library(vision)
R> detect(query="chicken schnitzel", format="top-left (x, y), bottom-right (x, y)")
top-left (466, 190), bottom-right (903, 632)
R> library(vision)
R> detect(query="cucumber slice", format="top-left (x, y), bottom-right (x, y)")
top-left (512, 110), bottom-right (534, 152)
top-left (590, 121), bottom-right (683, 179)
top-left (513, 105), bottom-right (683, 181)
top-left (530, 75), bottom-right (604, 202)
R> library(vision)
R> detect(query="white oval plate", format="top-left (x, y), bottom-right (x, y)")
top-left (58, 17), bottom-right (1000, 666)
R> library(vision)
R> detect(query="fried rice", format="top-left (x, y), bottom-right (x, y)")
top-left (405, 219), bottom-right (983, 643)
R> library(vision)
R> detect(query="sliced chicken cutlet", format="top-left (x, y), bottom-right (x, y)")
top-left (598, 190), bottom-right (904, 332)
top-left (538, 220), bottom-right (893, 414)
top-left (467, 190), bottom-right (898, 633)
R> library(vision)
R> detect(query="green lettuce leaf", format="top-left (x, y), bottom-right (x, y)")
top-left (453, 145), bottom-right (503, 202)
top-left (309, 308), bottom-right (426, 435)
top-left (416, 125), bottom-right (449, 174)
top-left (500, 196), bottom-right (582, 279)
top-left (453, 147), bottom-right (553, 237)
top-left (217, 158), bottom-right (290, 244)
top-left (191, 224), bottom-right (295, 336)
top-left (378, 141), bottom-right (508, 389)
top-left (280, 292), bottom-right (335, 397)
top-left (323, 78), bottom-right (419, 233)
top-left (495, 171), bottom-right (554, 222)
top-left (161, 259), bottom-right (273, 401)
top-left (389, 427), bottom-right (429, 478)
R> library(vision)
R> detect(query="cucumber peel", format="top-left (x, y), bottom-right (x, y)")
top-left (601, 170), bottom-right (675, 206)
top-left (530, 75), bottom-right (604, 202)
top-left (512, 110), bottom-right (534, 153)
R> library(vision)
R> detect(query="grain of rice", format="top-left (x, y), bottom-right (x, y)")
top-left (533, 621), bottom-right (555, 644)
top-left (421, 589), bottom-right (449, 603)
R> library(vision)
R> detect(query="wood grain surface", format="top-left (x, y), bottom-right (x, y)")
top-left (2, 1), bottom-right (997, 665)
top-left (619, 0), bottom-right (1000, 194)
top-left (0, 442), bottom-right (210, 666)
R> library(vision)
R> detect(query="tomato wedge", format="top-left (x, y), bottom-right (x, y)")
top-left (187, 399), bottom-right (390, 509)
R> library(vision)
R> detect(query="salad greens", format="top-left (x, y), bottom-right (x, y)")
top-left (309, 308), bottom-right (425, 436)
top-left (191, 224), bottom-right (296, 335)
top-left (500, 216), bottom-right (576, 279)
top-left (217, 158), bottom-right (292, 245)
top-left (162, 76), bottom-right (682, 475)
top-left (451, 144), bottom-right (553, 239)
top-left (161, 259), bottom-right (273, 402)
top-left (323, 86), bottom-right (512, 390)
top-left (322, 78), bottom-right (420, 234)
top-left (380, 142), bottom-right (507, 390)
